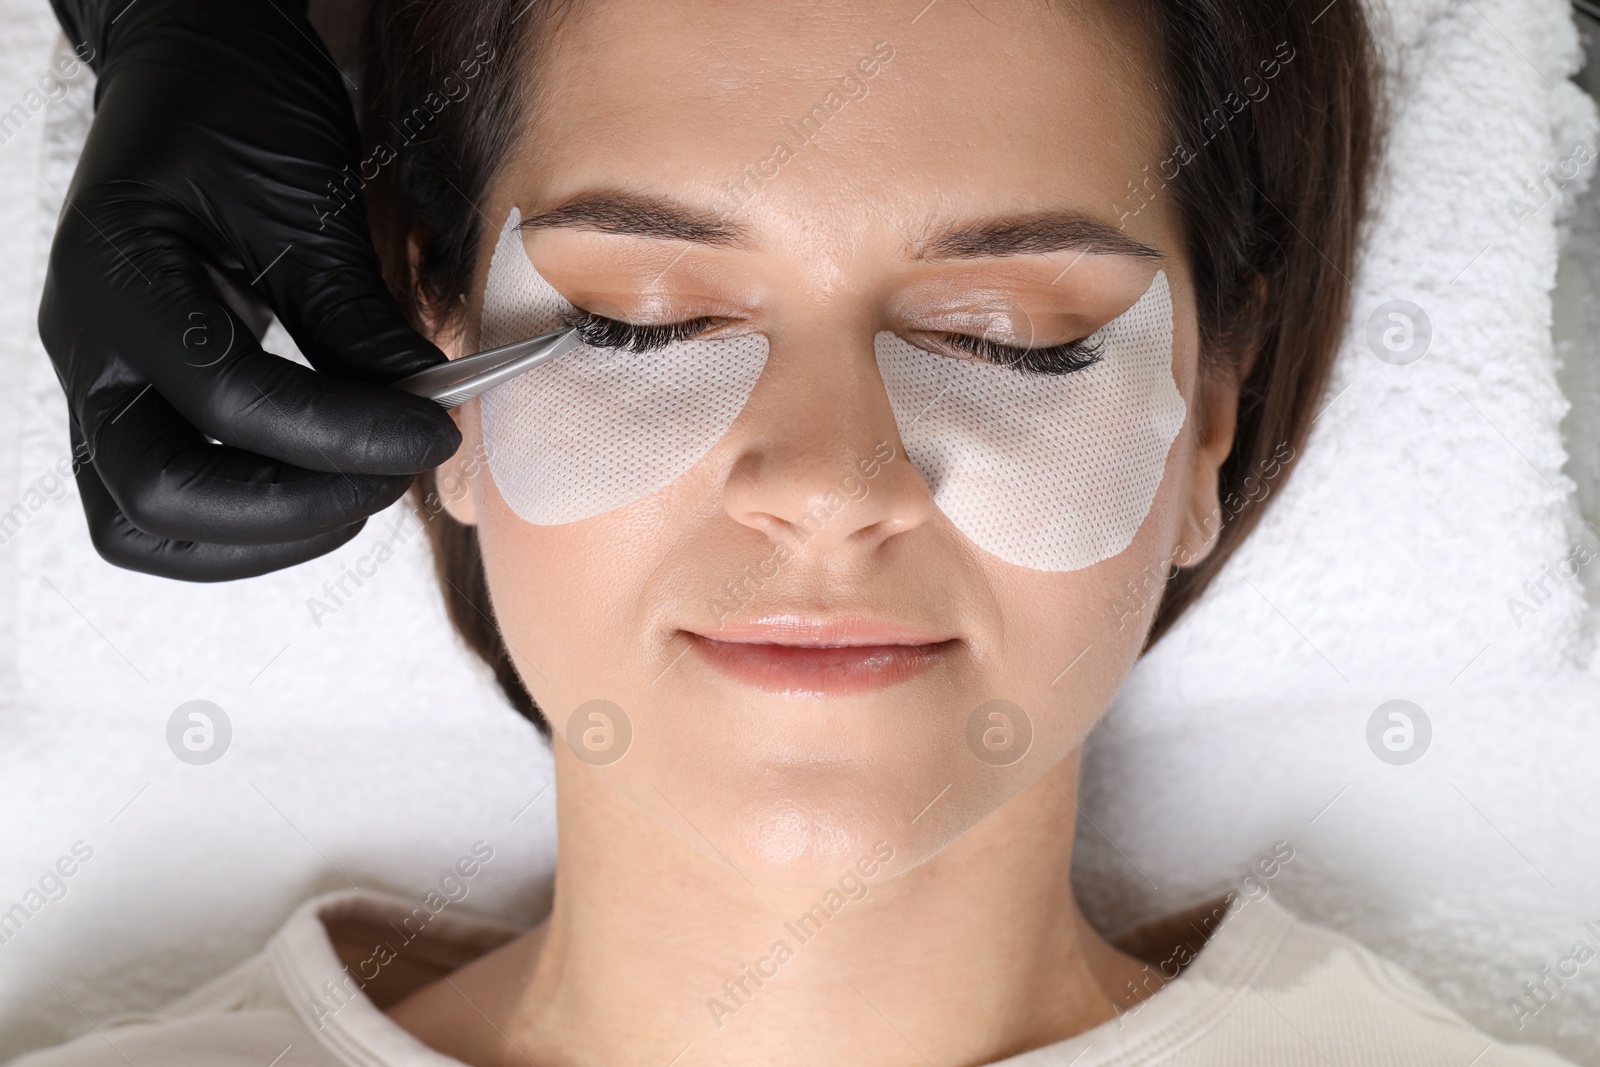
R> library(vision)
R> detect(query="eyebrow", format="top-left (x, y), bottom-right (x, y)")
top-left (518, 192), bottom-right (1164, 261)
top-left (518, 193), bottom-right (751, 247)
top-left (917, 212), bottom-right (1165, 261)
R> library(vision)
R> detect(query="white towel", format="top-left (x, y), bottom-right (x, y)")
top-left (1078, 0), bottom-right (1600, 1061)
top-left (0, 30), bottom-right (557, 1057)
top-left (0, 0), bottom-right (1596, 1062)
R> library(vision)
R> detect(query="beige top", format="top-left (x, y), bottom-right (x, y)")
top-left (4, 889), bottom-right (1576, 1067)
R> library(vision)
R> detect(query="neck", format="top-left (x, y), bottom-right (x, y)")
top-left (415, 751), bottom-right (1150, 1067)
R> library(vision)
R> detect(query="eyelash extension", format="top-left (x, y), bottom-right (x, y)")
top-left (564, 308), bottom-right (1105, 376)
top-left (565, 310), bottom-right (720, 353)
top-left (946, 333), bottom-right (1106, 376)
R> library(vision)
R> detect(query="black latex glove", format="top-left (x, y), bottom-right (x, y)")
top-left (39, 0), bottom-right (461, 581)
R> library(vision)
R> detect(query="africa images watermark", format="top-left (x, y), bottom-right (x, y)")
top-left (1507, 114), bottom-right (1600, 231)
top-left (1110, 439), bottom-right (1297, 631)
top-left (0, 41), bottom-right (94, 149)
top-left (304, 440), bottom-right (491, 627)
top-left (703, 840), bottom-right (896, 1030)
top-left (1113, 39), bottom-right (1296, 228)
top-left (1507, 918), bottom-right (1600, 1031)
top-left (1504, 541), bottom-right (1596, 630)
top-left (706, 439), bottom-right (899, 629)
top-left (706, 41), bottom-right (896, 221)
top-left (0, 440), bottom-right (94, 551)
top-left (1114, 839), bottom-right (1295, 1028)
top-left (303, 840), bottom-right (496, 1031)
top-left (313, 39), bottom-right (499, 230)
top-left (0, 840), bottom-right (95, 950)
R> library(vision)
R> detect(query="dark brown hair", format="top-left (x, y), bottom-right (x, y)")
top-left (361, 0), bottom-right (1382, 736)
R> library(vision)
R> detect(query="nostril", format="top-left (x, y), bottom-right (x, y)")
top-left (721, 436), bottom-right (929, 556)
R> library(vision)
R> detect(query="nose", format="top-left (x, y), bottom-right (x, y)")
top-left (721, 332), bottom-right (933, 556)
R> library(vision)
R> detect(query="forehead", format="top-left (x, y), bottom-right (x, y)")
top-left (504, 0), bottom-right (1174, 245)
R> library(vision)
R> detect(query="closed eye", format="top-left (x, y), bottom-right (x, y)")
top-left (942, 332), bottom-right (1105, 375)
top-left (564, 309), bottom-right (721, 353)
top-left (563, 309), bottom-right (1105, 376)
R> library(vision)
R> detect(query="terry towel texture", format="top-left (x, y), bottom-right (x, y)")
top-left (1079, 2), bottom-right (1600, 1064)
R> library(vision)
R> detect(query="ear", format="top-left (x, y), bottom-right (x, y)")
top-left (1173, 278), bottom-right (1266, 569)
top-left (1171, 364), bottom-right (1241, 569)
top-left (429, 385), bottom-right (484, 529)
top-left (409, 228), bottom-right (482, 528)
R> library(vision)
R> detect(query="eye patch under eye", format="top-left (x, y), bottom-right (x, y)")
top-left (874, 271), bottom-right (1186, 572)
top-left (478, 207), bottom-right (769, 525)
top-left (477, 205), bottom-right (1185, 572)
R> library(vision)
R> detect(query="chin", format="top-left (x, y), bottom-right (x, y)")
top-left (663, 725), bottom-right (1020, 887)
top-left (725, 794), bottom-right (906, 888)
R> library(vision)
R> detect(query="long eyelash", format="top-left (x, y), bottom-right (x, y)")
top-left (946, 333), bottom-right (1106, 376)
top-left (564, 309), bottom-right (719, 353)
top-left (562, 309), bottom-right (1104, 375)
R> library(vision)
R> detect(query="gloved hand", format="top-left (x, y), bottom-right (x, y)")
top-left (39, 0), bottom-right (461, 581)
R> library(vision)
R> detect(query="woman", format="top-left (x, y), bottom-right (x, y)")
top-left (10, 0), bottom-right (1578, 1064)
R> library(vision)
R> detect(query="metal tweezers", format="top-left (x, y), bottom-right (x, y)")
top-left (395, 326), bottom-right (583, 408)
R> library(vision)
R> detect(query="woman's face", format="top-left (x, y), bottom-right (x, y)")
top-left (439, 0), bottom-right (1236, 885)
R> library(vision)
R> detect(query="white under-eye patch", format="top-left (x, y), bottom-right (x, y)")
top-left (478, 207), bottom-right (769, 524)
top-left (874, 271), bottom-right (1185, 571)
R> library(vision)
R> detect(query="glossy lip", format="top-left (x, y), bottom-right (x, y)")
top-left (683, 615), bottom-right (959, 695)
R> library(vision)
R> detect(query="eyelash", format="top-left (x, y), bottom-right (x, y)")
top-left (566, 310), bottom-right (720, 354)
top-left (566, 310), bottom-right (1106, 376)
top-left (944, 333), bottom-right (1105, 376)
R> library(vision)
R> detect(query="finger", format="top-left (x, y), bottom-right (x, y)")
top-left (274, 262), bottom-right (451, 386)
top-left (46, 199), bottom-right (461, 478)
top-left (152, 294), bottom-right (458, 476)
top-left (87, 382), bottom-right (417, 545)
top-left (69, 419), bottom-right (367, 581)
top-left (89, 0), bottom-right (430, 387)
top-left (244, 163), bottom-right (449, 387)
top-left (78, 463), bottom-right (368, 581)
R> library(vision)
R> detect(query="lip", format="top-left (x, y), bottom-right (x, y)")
top-left (684, 615), bottom-right (958, 695)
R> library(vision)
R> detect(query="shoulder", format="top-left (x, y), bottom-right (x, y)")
top-left (4, 887), bottom-right (523, 1067)
top-left (3, 891), bottom-right (359, 1067)
top-left (1105, 894), bottom-right (1576, 1066)
top-left (6, 1010), bottom-right (332, 1067)
top-left (1236, 897), bottom-right (1576, 1066)
top-left (3, 954), bottom-right (328, 1067)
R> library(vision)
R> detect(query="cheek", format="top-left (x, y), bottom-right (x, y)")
top-left (473, 486), bottom-right (561, 708)
top-left (970, 319), bottom-right (1204, 708)
top-left (470, 447), bottom-right (692, 719)
top-left (976, 474), bottom-right (1184, 711)
top-left (476, 488), bottom-right (607, 714)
